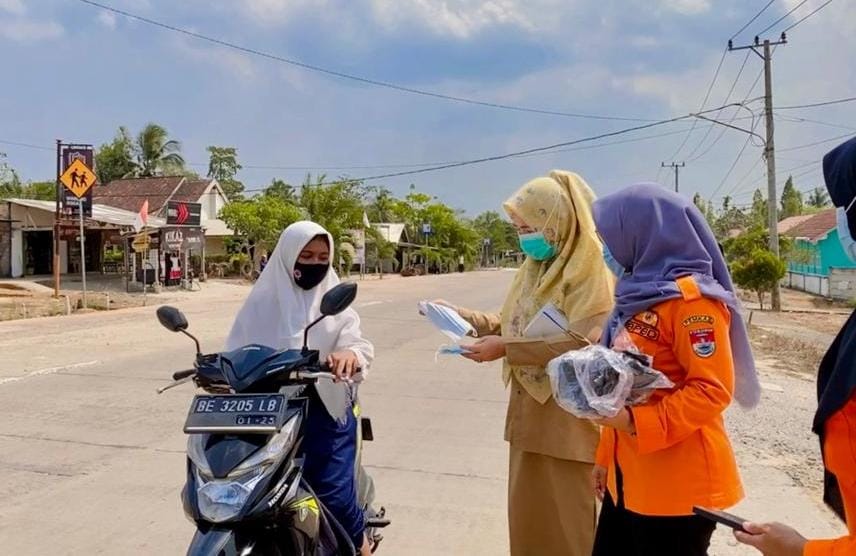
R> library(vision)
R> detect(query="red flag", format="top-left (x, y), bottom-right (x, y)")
top-left (134, 199), bottom-right (149, 232)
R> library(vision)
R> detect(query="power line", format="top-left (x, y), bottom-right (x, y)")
top-left (684, 50), bottom-right (752, 161)
top-left (775, 114), bottom-right (856, 132)
top-left (689, 68), bottom-right (765, 163)
top-left (783, 0), bottom-right (835, 33)
top-left (776, 95), bottom-right (856, 110)
top-left (666, 49), bottom-right (729, 160)
top-left (708, 134), bottom-right (753, 201)
top-left (779, 132), bottom-right (855, 153)
top-left (730, 0), bottom-right (777, 40)
top-left (0, 139), bottom-right (53, 152)
top-left (75, 0), bottom-right (657, 123)
top-left (2, 124), bottom-right (715, 177)
top-left (758, 0), bottom-right (811, 36)
top-left (5, 103), bottom-right (749, 196)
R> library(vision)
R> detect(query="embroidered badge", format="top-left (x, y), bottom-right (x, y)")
top-left (638, 311), bottom-right (660, 327)
top-left (689, 328), bottom-right (716, 358)
top-left (626, 318), bottom-right (660, 341)
top-left (682, 314), bottom-right (714, 327)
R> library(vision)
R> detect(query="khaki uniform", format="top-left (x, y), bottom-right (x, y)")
top-left (459, 308), bottom-right (608, 556)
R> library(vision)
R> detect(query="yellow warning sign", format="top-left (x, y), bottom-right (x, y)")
top-left (60, 159), bottom-right (97, 198)
top-left (132, 235), bottom-right (151, 252)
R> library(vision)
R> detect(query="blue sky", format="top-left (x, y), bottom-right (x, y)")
top-left (1, 0), bottom-right (854, 215)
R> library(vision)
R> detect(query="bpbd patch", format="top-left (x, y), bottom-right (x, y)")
top-left (689, 328), bottom-right (716, 358)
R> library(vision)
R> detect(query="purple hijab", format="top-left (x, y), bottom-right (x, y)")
top-left (593, 183), bottom-right (760, 409)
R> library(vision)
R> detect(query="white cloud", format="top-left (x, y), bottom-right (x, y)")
top-left (0, 0), bottom-right (24, 15)
top-left (0, 19), bottom-right (64, 42)
top-left (98, 11), bottom-right (118, 29)
top-left (659, 0), bottom-right (711, 15)
top-left (235, 0), bottom-right (329, 25)
top-left (370, 0), bottom-right (535, 38)
top-left (173, 36), bottom-right (257, 80)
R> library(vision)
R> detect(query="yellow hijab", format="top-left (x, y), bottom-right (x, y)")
top-left (500, 170), bottom-right (615, 403)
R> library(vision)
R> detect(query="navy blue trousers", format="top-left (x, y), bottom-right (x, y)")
top-left (302, 390), bottom-right (365, 550)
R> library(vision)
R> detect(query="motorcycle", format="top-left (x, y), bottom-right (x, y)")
top-left (156, 281), bottom-right (390, 555)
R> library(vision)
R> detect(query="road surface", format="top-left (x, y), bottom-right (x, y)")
top-left (0, 272), bottom-right (845, 554)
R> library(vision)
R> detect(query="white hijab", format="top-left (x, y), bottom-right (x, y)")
top-left (225, 221), bottom-right (373, 419)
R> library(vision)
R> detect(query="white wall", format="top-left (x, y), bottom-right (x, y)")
top-left (785, 271), bottom-right (830, 297)
top-left (11, 230), bottom-right (23, 278)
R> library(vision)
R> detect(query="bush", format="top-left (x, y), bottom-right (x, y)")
top-left (731, 248), bottom-right (787, 310)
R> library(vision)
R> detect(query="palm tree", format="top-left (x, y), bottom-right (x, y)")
top-left (134, 123), bottom-right (185, 177)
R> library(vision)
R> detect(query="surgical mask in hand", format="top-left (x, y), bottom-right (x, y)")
top-left (518, 232), bottom-right (557, 261)
top-left (434, 344), bottom-right (472, 363)
top-left (418, 301), bottom-right (474, 341)
top-left (836, 206), bottom-right (856, 262)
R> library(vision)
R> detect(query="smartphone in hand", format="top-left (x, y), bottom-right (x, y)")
top-left (692, 506), bottom-right (749, 533)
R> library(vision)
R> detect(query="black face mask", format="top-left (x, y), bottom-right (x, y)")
top-left (293, 262), bottom-right (329, 290)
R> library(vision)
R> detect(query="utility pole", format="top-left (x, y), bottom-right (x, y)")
top-left (661, 162), bottom-right (685, 194)
top-left (729, 33), bottom-right (787, 311)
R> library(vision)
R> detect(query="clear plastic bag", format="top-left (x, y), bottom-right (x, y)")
top-left (547, 345), bottom-right (674, 419)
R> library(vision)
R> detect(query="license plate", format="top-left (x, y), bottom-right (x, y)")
top-left (184, 394), bottom-right (286, 434)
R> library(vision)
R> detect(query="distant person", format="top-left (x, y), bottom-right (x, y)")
top-left (425, 170), bottom-right (615, 555)
top-left (259, 254), bottom-right (268, 274)
top-left (736, 136), bottom-right (856, 555)
top-left (590, 184), bottom-right (760, 556)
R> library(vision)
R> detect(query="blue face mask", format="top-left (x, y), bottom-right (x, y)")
top-left (602, 244), bottom-right (625, 277)
top-left (836, 203), bottom-right (856, 262)
top-left (519, 232), bottom-right (557, 261)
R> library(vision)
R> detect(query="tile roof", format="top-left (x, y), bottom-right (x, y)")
top-left (93, 176), bottom-right (214, 214)
top-left (785, 209), bottom-right (837, 242)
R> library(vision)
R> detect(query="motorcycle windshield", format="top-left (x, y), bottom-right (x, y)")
top-left (205, 434), bottom-right (268, 479)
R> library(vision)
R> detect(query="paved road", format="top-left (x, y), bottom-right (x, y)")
top-left (0, 272), bottom-right (844, 555)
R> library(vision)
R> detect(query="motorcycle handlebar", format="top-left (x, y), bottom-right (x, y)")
top-left (172, 369), bottom-right (196, 380)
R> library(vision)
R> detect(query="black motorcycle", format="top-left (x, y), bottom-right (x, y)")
top-left (156, 282), bottom-right (389, 555)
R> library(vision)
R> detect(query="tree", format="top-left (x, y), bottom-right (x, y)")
top-left (134, 123), bottom-right (185, 177)
top-left (780, 175), bottom-right (804, 218)
top-left (0, 155), bottom-right (54, 200)
top-left (365, 186), bottom-right (398, 223)
top-left (263, 178), bottom-right (298, 203)
top-left (713, 195), bottom-right (749, 239)
top-left (207, 146), bottom-right (244, 200)
top-left (473, 210), bottom-right (517, 263)
top-left (95, 127), bottom-right (136, 184)
top-left (750, 189), bottom-right (767, 229)
top-left (219, 196), bottom-right (304, 251)
top-left (731, 248), bottom-right (787, 310)
top-left (692, 192), bottom-right (715, 226)
top-left (807, 186), bottom-right (830, 209)
top-left (298, 174), bottom-right (366, 249)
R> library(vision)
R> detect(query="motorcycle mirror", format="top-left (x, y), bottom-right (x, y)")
top-left (320, 282), bottom-right (358, 316)
top-left (302, 283), bottom-right (358, 354)
top-left (157, 306), bottom-right (189, 332)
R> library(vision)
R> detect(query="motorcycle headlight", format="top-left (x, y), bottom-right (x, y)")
top-left (191, 415), bottom-right (300, 523)
top-left (196, 465), bottom-right (267, 523)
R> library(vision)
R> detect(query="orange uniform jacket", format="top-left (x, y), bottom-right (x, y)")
top-left (804, 395), bottom-right (856, 555)
top-left (595, 276), bottom-right (744, 516)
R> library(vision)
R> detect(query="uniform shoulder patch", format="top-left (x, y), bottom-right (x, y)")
top-left (689, 328), bottom-right (716, 358)
top-left (682, 314), bottom-right (714, 327)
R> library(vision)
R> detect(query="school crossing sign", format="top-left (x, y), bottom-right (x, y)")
top-left (60, 159), bottom-right (96, 198)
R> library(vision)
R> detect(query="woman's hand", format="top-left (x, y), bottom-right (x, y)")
top-left (462, 335), bottom-right (506, 363)
top-left (591, 408), bottom-right (636, 435)
top-left (326, 350), bottom-right (359, 381)
top-left (591, 465), bottom-right (607, 501)
top-left (734, 522), bottom-right (807, 555)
